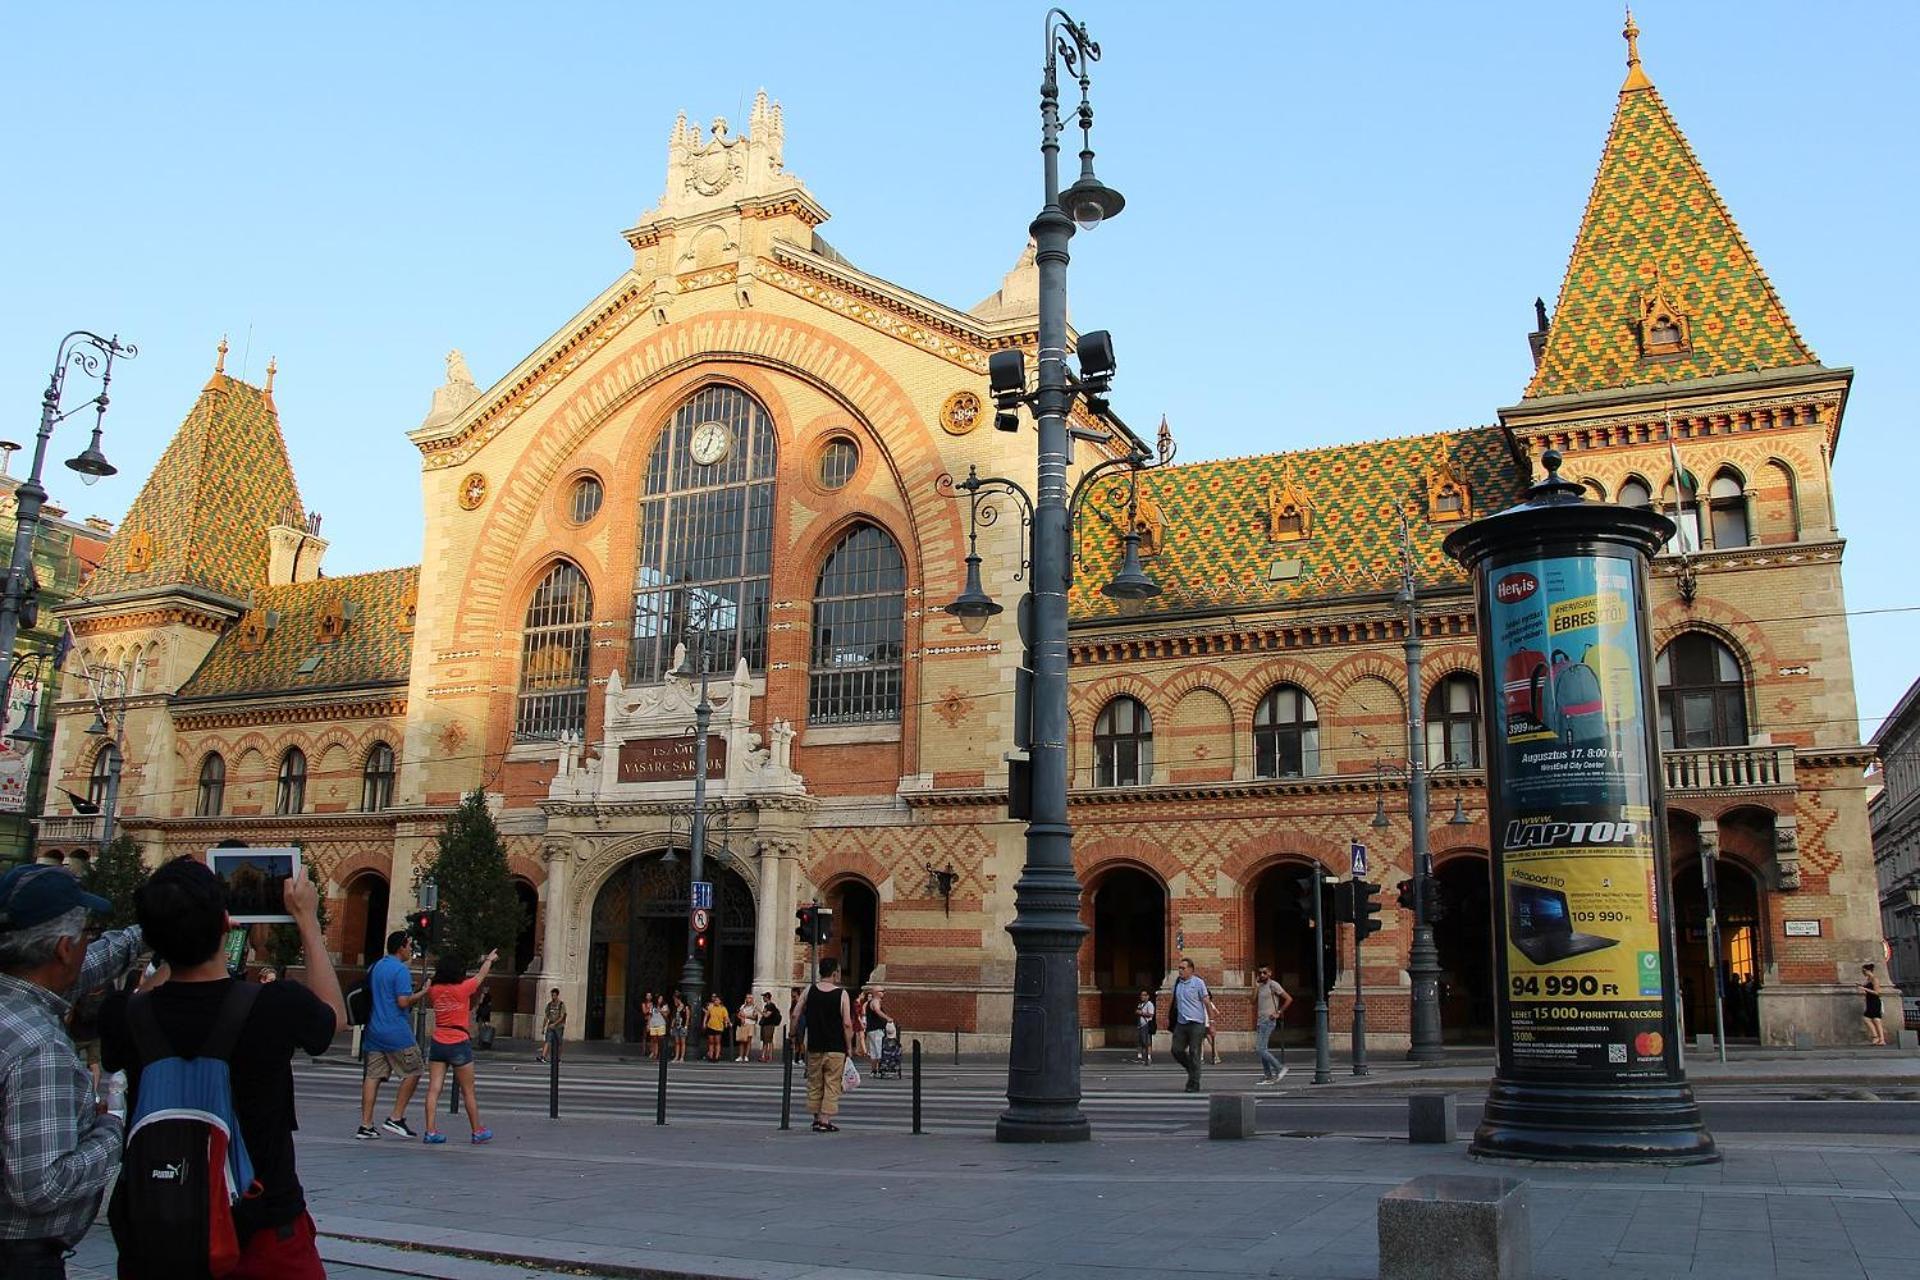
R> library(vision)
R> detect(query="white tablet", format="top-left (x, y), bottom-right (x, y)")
top-left (206, 846), bottom-right (302, 924)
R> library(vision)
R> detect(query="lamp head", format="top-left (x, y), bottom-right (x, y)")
top-left (1061, 172), bottom-right (1126, 231)
top-left (1370, 795), bottom-right (1390, 829)
top-left (944, 553), bottom-right (1003, 634)
top-left (8, 719), bottom-right (45, 748)
top-left (65, 427), bottom-right (115, 485)
top-left (1100, 531), bottom-right (1160, 601)
top-left (85, 711), bottom-right (108, 736)
top-left (1449, 794), bottom-right (1471, 825)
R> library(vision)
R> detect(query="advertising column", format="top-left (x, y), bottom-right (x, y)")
top-left (1445, 449), bottom-right (1716, 1164)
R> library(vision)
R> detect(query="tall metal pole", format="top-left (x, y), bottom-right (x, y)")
top-left (676, 646), bottom-right (712, 1011)
top-left (1701, 839), bottom-right (1728, 1064)
top-left (998, 11), bottom-right (1091, 1144)
top-left (1311, 873), bottom-right (1332, 1085)
top-left (1401, 510), bottom-right (1444, 1061)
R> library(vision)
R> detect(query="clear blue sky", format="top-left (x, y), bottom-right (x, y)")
top-left (2, 3), bottom-right (1913, 736)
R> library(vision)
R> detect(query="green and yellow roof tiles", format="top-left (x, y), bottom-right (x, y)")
top-left (1525, 79), bottom-right (1814, 400)
top-left (178, 565), bottom-right (418, 700)
top-left (1070, 426), bottom-right (1522, 623)
top-left (83, 374), bottom-right (304, 602)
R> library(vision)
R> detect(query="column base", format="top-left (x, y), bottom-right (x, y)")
top-left (1469, 1076), bottom-right (1719, 1165)
top-left (995, 1106), bottom-right (1092, 1143)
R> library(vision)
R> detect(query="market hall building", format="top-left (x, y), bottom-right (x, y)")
top-left (39, 30), bottom-right (1885, 1048)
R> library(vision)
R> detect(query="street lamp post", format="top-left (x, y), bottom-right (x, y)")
top-left (83, 667), bottom-right (129, 852)
top-left (1, 332), bottom-right (130, 669)
top-left (1397, 507), bottom-right (1445, 1063)
top-left (672, 624), bottom-right (716, 1011)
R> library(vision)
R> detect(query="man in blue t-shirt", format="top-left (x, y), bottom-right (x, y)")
top-left (1167, 956), bottom-right (1219, 1093)
top-left (355, 930), bottom-right (431, 1140)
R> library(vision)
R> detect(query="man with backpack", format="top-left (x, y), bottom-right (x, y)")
top-left (0, 865), bottom-right (145, 1279)
top-left (99, 856), bottom-right (344, 1280)
top-left (1166, 957), bottom-right (1218, 1093)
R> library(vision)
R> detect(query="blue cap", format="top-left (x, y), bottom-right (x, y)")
top-left (0, 864), bottom-right (112, 931)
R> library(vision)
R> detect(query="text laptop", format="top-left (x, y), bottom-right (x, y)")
top-left (1508, 882), bottom-right (1618, 965)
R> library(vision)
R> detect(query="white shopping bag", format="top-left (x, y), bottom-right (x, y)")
top-left (842, 1058), bottom-right (861, 1092)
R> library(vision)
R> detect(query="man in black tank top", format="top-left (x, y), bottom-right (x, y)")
top-left (802, 960), bottom-right (855, 1132)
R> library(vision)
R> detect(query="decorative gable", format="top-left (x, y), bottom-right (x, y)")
top-left (1267, 471), bottom-right (1312, 543)
top-left (1426, 457), bottom-right (1472, 523)
top-left (1637, 277), bottom-right (1692, 359)
top-left (124, 531), bottom-right (154, 574)
top-left (1132, 485), bottom-right (1166, 556)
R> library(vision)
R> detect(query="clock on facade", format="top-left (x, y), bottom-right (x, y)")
top-left (688, 420), bottom-right (732, 466)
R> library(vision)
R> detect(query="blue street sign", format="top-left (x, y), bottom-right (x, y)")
top-left (1349, 841), bottom-right (1369, 879)
top-left (691, 880), bottom-right (713, 910)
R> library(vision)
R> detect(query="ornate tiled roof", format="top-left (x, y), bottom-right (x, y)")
top-left (1070, 426), bottom-right (1523, 623)
top-left (177, 566), bottom-right (418, 700)
top-left (1524, 29), bottom-right (1815, 400)
top-left (82, 371), bottom-right (303, 602)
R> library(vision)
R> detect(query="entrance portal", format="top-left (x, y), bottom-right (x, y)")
top-left (1249, 862), bottom-right (1337, 1045)
top-left (585, 851), bottom-right (756, 1041)
top-left (1090, 867), bottom-right (1166, 1032)
top-left (341, 873), bottom-right (389, 969)
top-left (829, 879), bottom-right (879, 992)
top-left (1433, 855), bottom-right (1495, 1043)
top-left (1674, 858), bottom-right (1762, 1040)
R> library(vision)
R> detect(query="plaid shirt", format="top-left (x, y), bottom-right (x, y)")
top-left (0, 925), bottom-right (143, 1245)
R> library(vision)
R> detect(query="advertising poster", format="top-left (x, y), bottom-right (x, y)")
top-left (0, 675), bottom-right (42, 815)
top-left (1490, 553), bottom-right (1671, 1080)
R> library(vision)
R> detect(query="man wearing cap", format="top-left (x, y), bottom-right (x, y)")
top-left (0, 865), bottom-right (145, 1277)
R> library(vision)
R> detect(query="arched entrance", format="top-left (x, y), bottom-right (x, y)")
top-left (1089, 866), bottom-right (1166, 1034)
top-left (1432, 855), bottom-right (1495, 1043)
top-left (1673, 856), bottom-right (1764, 1041)
top-left (585, 850), bottom-right (756, 1042)
top-left (512, 879), bottom-right (540, 974)
top-left (1249, 861), bottom-right (1338, 1044)
top-left (827, 879), bottom-right (879, 992)
top-left (341, 873), bottom-right (390, 969)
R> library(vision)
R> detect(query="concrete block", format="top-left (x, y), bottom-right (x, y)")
top-left (1694, 1032), bottom-right (1715, 1053)
top-left (1409, 1093), bottom-right (1458, 1144)
top-left (1379, 1174), bottom-right (1530, 1280)
top-left (1899, 1029), bottom-right (1917, 1051)
top-left (1793, 1031), bottom-right (1815, 1051)
top-left (1208, 1093), bottom-right (1256, 1139)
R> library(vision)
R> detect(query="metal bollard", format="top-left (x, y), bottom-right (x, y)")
top-left (911, 1039), bottom-right (923, 1135)
top-left (548, 1039), bottom-right (560, 1120)
top-left (655, 1037), bottom-right (669, 1126)
top-left (953, 1027), bottom-right (960, 1066)
top-left (780, 1038), bottom-right (795, 1130)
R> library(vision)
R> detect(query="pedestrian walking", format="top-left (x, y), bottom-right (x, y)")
top-left (422, 949), bottom-right (498, 1145)
top-left (735, 994), bottom-right (758, 1062)
top-left (1861, 963), bottom-right (1886, 1046)
top-left (1134, 990), bottom-right (1155, 1064)
top-left (537, 987), bottom-right (566, 1064)
top-left (356, 929), bottom-right (432, 1140)
top-left (703, 993), bottom-right (729, 1061)
top-left (1166, 957), bottom-right (1218, 1093)
top-left (863, 987), bottom-right (890, 1062)
top-left (671, 992), bottom-right (690, 1061)
top-left (0, 865), bottom-right (144, 1279)
top-left (1250, 964), bottom-right (1293, 1084)
top-left (758, 991), bottom-right (782, 1062)
top-left (802, 959), bottom-right (857, 1131)
top-left (102, 856), bottom-right (344, 1279)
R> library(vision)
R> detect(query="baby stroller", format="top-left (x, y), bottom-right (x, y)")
top-left (872, 1022), bottom-right (904, 1079)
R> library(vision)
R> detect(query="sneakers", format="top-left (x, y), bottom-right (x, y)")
top-left (422, 1131), bottom-right (447, 1145)
top-left (470, 1128), bottom-right (493, 1144)
top-left (353, 1125), bottom-right (380, 1140)
top-left (380, 1117), bottom-right (416, 1139)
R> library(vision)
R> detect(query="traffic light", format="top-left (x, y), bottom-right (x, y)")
top-left (1423, 877), bottom-right (1446, 924)
top-left (1396, 879), bottom-right (1416, 912)
top-left (1334, 880), bottom-right (1355, 925)
top-left (795, 904), bottom-right (815, 944)
top-left (794, 903), bottom-right (833, 946)
top-left (1352, 879), bottom-right (1384, 941)
top-left (406, 908), bottom-right (439, 949)
top-left (1293, 875), bottom-right (1318, 923)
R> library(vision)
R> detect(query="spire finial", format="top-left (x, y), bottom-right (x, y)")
top-left (214, 335), bottom-right (229, 375)
top-left (1622, 6), bottom-right (1652, 91)
top-left (264, 356), bottom-right (277, 394)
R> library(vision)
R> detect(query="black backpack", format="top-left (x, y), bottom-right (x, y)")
top-left (108, 983), bottom-right (263, 1279)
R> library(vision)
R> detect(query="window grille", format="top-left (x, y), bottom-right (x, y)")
top-left (808, 523), bottom-right (906, 725)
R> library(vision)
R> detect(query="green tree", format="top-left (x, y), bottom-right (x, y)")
top-left (419, 790), bottom-right (523, 969)
top-left (78, 836), bottom-right (147, 932)
top-left (263, 852), bottom-right (329, 971)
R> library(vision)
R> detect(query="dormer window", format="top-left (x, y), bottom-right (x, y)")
top-left (1267, 471), bottom-right (1312, 543)
top-left (1638, 280), bottom-right (1692, 358)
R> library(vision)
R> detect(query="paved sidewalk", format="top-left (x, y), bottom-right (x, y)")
top-left (69, 1108), bottom-right (1920, 1279)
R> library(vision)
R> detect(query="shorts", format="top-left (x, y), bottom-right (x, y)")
top-left (428, 1038), bottom-right (474, 1068)
top-left (736, 1026), bottom-right (753, 1042)
top-left (760, 1025), bottom-right (778, 1043)
top-left (364, 1045), bottom-right (424, 1081)
top-left (73, 1038), bottom-right (101, 1069)
top-left (671, 1026), bottom-right (687, 1042)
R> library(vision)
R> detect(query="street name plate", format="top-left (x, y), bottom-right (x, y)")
top-left (1783, 919), bottom-right (1821, 937)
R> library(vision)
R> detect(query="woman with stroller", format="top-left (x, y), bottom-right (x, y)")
top-left (422, 948), bottom-right (498, 1145)
top-left (863, 988), bottom-right (890, 1062)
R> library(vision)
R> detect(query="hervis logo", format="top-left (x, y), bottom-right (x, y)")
top-left (1495, 571), bottom-right (1539, 604)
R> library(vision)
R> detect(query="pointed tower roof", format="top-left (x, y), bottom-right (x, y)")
top-left (82, 348), bottom-right (304, 604)
top-left (1523, 14), bottom-right (1816, 400)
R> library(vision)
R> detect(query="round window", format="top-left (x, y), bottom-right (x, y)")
top-left (819, 438), bottom-right (859, 490)
top-left (570, 475), bottom-right (604, 524)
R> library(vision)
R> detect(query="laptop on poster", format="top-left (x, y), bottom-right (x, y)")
top-left (1508, 881), bottom-right (1617, 965)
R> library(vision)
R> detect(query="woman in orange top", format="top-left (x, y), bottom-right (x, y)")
top-left (422, 948), bottom-right (498, 1144)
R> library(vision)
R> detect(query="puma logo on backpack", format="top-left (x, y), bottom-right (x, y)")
top-left (108, 982), bottom-right (263, 1279)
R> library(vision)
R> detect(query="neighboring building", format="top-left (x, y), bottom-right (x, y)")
top-left (1872, 678), bottom-right (1920, 1002)
top-left (43, 24), bottom-right (1888, 1043)
top-left (0, 472), bottom-right (112, 866)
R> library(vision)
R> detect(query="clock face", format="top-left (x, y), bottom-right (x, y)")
top-left (689, 420), bottom-right (732, 467)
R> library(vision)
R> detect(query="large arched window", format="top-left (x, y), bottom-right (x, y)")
top-left (1656, 634), bottom-right (1748, 749)
top-left (1254, 685), bottom-right (1319, 779)
top-left (516, 561), bottom-right (593, 742)
top-left (87, 744), bottom-right (119, 812)
top-left (275, 747), bottom-right (307, 815)
top-left (1094, 696), bottom-right (1154, 787)
top-left (631, 385), bottom-right (778, 682)
top-left (1618, 476), bottom-right (1652, 510)
top-left (808, 523), bottom-right (906, 725)
top-left (196, 753), bottom-right (225, 817)
top-left (1425, 674), bottom-right (1482, 768)
top-left (1707, 469), bottom-right (1750, 549)
top-left (361, 741), bottom-right (395, 812)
